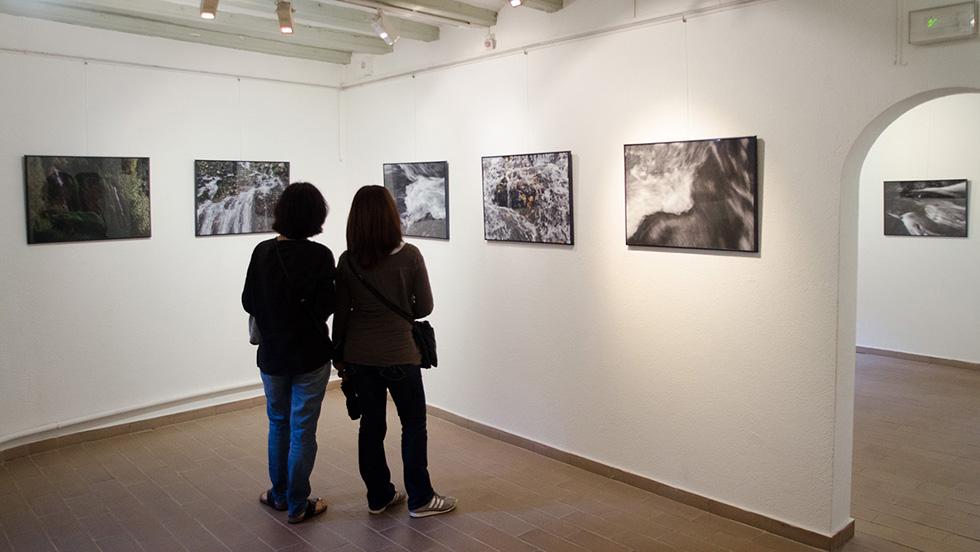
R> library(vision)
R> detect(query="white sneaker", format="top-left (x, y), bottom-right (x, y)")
top-left (369, 490), bottom-right (407, 514)
top-left (409, 493), bottom-right (456, 518)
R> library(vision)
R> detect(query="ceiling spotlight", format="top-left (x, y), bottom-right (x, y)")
top-left (276, 1), bottom-right (294, 34)
top-left (510, 0), bottom-right (522, 6)
top-left (370, 10), bottom-right (400, 45)
top-left (200, 0), bottom-right (219, 19)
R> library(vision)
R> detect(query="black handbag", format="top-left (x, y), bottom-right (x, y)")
top-left (346, 256), bottom-right (437, 368)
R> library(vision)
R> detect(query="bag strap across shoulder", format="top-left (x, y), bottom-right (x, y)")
top-left (345, 255), bottom-right (415, 324)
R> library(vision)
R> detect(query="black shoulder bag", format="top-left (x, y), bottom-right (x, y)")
top-left (345, 256), bottom-right (437, 368)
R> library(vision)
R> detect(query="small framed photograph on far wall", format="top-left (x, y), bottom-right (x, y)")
top-left (23, 155), bottom-right (151, 244)
top-left (883, 179), bottom-right (969, 237)
top-left (481, 150), bottom-right (573, 245)
top-left (383, 161), bottom-right (449, 239)
top-left (195, 160), bottom-right (289, 237)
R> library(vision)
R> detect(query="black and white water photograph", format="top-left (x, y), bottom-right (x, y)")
top-left (482, 151), bottom-right (573, 245)
top-left (625, 136), bottom-right (758, 252)
top-left (884, 179), bottom-right (969, 237)
top-left (24, 155), bottom-right (151, 244)
top-left (195, 160), bottom-right (289, 236)
top-left (383, 161), bottom-right (449, 239)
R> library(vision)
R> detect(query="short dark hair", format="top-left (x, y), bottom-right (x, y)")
top-left (272, 182), bottom-right (328, 239)
top-left (346, 185), bottom-right (402, 269)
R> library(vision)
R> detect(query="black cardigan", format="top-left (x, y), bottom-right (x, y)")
top-left (242, 238), bottom-right (337, 376)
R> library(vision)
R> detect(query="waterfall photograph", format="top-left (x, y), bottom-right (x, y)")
top-left (383, 161), bottom-right (449, 239)
top-left (195, 160), bottom-right (289, 236)
top-left (625, 136), bottom-right (758, 252)
top-left (24, 155), bottom-right (151, 244)
top-left (482, 151), bottom-right (573, 245)
top-left (884, 180), bottom-right (969, 237)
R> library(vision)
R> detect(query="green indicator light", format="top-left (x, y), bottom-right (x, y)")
top-left (927, 18), bottom-right (938, 27)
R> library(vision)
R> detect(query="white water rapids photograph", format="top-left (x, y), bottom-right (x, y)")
top-left (383, 162), bottom-right (449, 239)
top-left (625, 136), bottom-right (758, 252)
top-left (195, 160), bottom-right (289, 236)
top-left (883, 179), bottom-right (968, 237)
top-left (482, 151), bottom-right (573, 245)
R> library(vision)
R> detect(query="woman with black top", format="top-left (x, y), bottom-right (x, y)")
top-left (333, 185), bottom-right (456, 518)
top-left (242, 182), bottom-right (336, 524)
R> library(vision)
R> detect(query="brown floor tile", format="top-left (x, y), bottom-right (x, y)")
top-left (2, 353), bottom-right (980, 551)
top-left (517, 527), bottom-right (591, 551)
top-left (426, 524), bottom-right (494, 552)
top-left (6, 531), bottom-right (56, 552)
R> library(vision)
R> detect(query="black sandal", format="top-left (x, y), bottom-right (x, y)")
top-left (259, 489), bottom-right (288, 511)
top-left (288, 497), bottom-right (327, 524)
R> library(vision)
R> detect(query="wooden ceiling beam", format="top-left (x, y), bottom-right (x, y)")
top-left (0, 0), bottom-right (356, 62)
top-left (28, 0), bottom-right (392, 52)
top-left (373, 0), bottom-right (497, 27)
top-left (222, 0), bottom-right (440, 42)
top-left (520, 0), bottom-right (562, 13)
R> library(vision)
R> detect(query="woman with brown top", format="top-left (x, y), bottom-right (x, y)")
top-left (332, 185), bottom-right (456, 518)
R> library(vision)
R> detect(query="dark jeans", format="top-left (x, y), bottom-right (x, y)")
top-left (346, 363), bottom-right (434, 511)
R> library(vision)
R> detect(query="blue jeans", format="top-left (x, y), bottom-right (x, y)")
top-left (346, 364), bottom-right (434, 511)
top-left (261, 364), bottom-right (329, 518)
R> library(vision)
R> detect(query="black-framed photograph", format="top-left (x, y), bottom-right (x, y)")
top-left (195, 160), bottom-right (289, 236)
top-left (383, 161), bottom-right (449, 239)
top-left (884, 179), bottom-right (968, 237)
top-left (24, 155), bottom-right (151, 244)
top-left (625, 136), bottom-right (758, 252)
top-left (482, 150), bottom-right (573, 245)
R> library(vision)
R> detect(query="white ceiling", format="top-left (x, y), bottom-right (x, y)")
top-left (0, 0), bottom-right (563, 65)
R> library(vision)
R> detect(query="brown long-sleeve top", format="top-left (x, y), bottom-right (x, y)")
top-left (332, 243), bottom-right (433, 367)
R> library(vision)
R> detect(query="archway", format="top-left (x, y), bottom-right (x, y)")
top-left (838, 86), bottom-right (980, 395)
top-left (836, 86), bottom-right (980, 547)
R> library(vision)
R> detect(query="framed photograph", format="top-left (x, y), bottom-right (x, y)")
top-left (24, 156), bottom-right (151, 244)
top-left (625, 136), bottom-right (758, 252)
top-left (884, 179), bottom-right (968, 237)
top-left (482, 150), bottom-right (573, 245)
top-left (383, 161), bottom-right (449, 239)
top-left (195, 160), bottom-right (289, 236)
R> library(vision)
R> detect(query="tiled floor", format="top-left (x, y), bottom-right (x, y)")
top-left (1, 353), bottom-right (978, 551)
top-left (845, 353), bottom-right (980, 552)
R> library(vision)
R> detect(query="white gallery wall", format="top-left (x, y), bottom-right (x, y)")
top-left (0, 15), bottom-right (345, 445)
top-left (1, 0), bottom-right (979, 543)
top-left (857, 94), bottom-right (980, 363)
top-left (343, 0), bottom-right (979, 539)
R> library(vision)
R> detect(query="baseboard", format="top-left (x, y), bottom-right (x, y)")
top-left (1, 379), bottom-right (341, 462)
top-left (857, 346), bottom-right (980, 371)
top-left (427, 405), bottom-right (855, 551)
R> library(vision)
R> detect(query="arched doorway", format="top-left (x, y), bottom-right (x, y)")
top-left (837, 87), bottom-right (980, 549)
top-left (837, 87), bottom-right (980, 393)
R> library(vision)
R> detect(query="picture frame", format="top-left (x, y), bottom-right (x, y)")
top-left (624, 136), bottom-right (759, 252)
top-left (481, 150), bottom-right (573, 245)
top-left (24, 155), bottom-right (151, 244)
top-left (195, 160), bottom-right (289, 237)
top-left (883, 179), bottom-right (968, 237)
top-left (383, 161), bottom-right (449, 239)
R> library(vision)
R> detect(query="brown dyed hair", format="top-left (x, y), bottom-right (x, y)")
top-left (272, 182), bottom-right (328, 239)
top-left (346, 185), bottom-right (402, 269)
